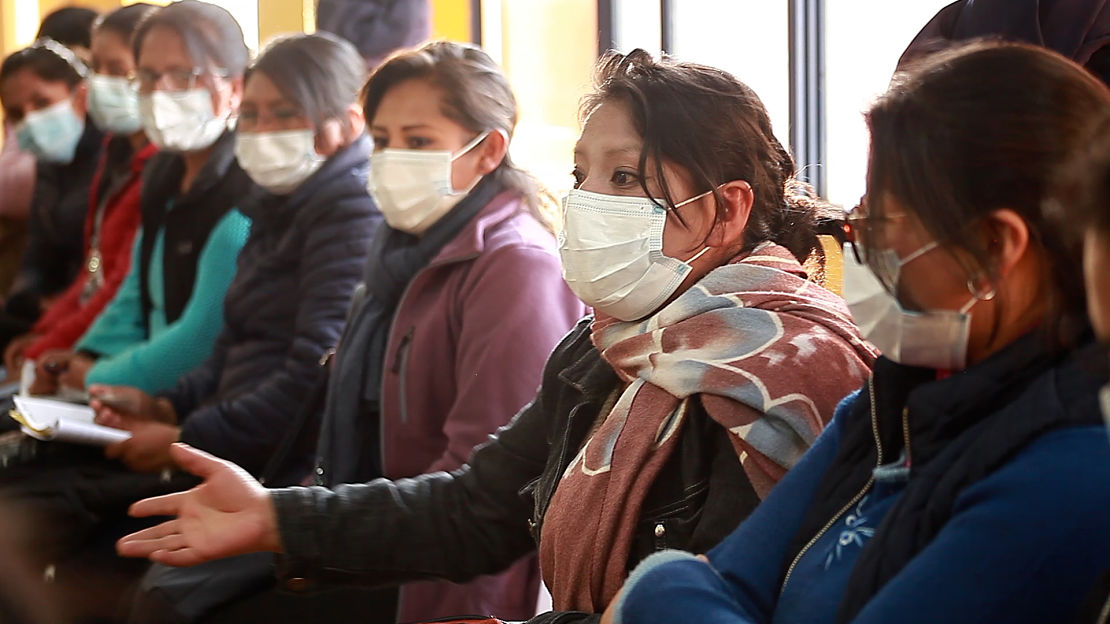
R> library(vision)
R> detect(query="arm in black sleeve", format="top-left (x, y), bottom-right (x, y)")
top-left (270, 366), bottom-right (556, 587)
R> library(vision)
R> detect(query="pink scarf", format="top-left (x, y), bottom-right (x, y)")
top-left (539, 243), bottom-right (876, 612)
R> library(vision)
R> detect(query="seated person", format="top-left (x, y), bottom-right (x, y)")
top-left (0, 39), bottom-right (103, 350)
top-left (607, 41), bottom-right (1110, 624)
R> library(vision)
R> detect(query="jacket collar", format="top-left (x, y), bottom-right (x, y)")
top-left (874, 325), bottom-right (1087, 467)
top-left (557, 319), bottom-right (621, 404)
top-left (430, 188), bottom-right (525, 266)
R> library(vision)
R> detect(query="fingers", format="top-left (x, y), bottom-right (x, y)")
top-left (168, 443), bottom-right (235, 479)
top-left (151, 547), bottom-right (208, 567)
top-left (129, 490), bottom-right (190, 518)
top-left (94, 409), bottom-right (125, 429)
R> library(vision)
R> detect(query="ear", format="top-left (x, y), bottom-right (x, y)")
top-left (343, 103), bottom-right (366, 140)
top-left (982, 208), bottom-right (1030, 282)
top-left (71, 82), bottom-right (89, 117)
top-left (706, 179), bottom-right (754, 247)
top-left (225, 75), bottom-right (244, 113)
top-left (475, 128), bottom-right (509, 176)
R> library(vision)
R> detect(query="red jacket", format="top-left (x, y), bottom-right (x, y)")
top-left (24, 139), bottom-right (156, 360)
top-left (380, 191), bottom-right (587, 622)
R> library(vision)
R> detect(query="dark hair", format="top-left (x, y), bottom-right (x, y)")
top-left (132, 0), bottom-right (249, 77)
top-left (583, 49), bottom-right (832, 266)
top-left (93, 3), bottom-right (159, 42)
top-left (1048, 112), bottom-right (1110, 235)
top-left (0, 39), bottom-right (86, 94)
top-left (363, 41), bottom-right (558, 233)
top-left (867, 40), bottom-right (1110, 336)
top-left (248, 32), bottom-right (365, 130)
top-left (36, 6), bottom-right (98, 49)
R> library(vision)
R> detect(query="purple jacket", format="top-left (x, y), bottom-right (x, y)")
top-left (379, 190), bottom-right (587, 622)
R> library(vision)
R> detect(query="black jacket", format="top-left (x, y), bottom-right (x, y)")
top-left (168, 135), bottom-right (381, 484)
top-left (271, 316), bottom-right (757, 623)
top-left (6, 119), bottom-right (104, 320)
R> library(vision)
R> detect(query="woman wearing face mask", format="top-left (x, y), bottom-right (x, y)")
top-left (116, 49), bottom-right (874, 624)
top-left (0, 7), bottom-right (99, 301)
top-left (0, 39), bottom-right (104, 352)
top-left (606, 42), bottom-right (1110, 624)
top-left (29, 0), bottom-right (253, 397)
top-left (2, 3), bottom-right (159, 380)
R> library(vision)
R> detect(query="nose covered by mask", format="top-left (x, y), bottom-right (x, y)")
top-left (558, 189), bottom-right (711, 321)
top-left (842, 241), bottom-right (984, 370)
top-left (368, 131), bottom-right (492, 235)
top-left (139, 88), bottom-right (229, 153)
top-left (87, 74), bottom-right (142, 135)
top-left (16, 97), bottom-right (85, 164)
top-left (235, 129), bottom-right (324, 194)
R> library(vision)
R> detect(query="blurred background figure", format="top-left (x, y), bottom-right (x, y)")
top-left (0, 5), bottom-right (98, 306)
top-left (900, 0), bottom-right (1110, 84)
top-left (0, 36), bottom-right (102, 357)
top-left (315, 0), bottom-right (431, 69)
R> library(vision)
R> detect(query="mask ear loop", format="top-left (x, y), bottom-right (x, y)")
top-left (959, 275), bottom-right (997, 314)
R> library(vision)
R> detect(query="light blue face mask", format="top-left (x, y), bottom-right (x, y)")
top-left (16, 97), bottom-right (85, 164)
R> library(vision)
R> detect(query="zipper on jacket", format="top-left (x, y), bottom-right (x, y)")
top-left (391, 329), bottom-right (414, 424)
top-left (781, 377), bottom-right (884, 590)
top-left (377, 254), bottom-right (478, 471)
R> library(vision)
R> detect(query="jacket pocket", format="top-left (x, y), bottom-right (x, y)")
top-left (391, 329), bottom-right (414, 424)
top-left (630, 479), bottom-right (709, 563)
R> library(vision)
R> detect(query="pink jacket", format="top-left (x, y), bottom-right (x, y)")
top-left (380, 190), bottom-right (586, 622)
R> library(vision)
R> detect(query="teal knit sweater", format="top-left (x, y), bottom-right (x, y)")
top-left (76, 209), bottom-right (251, 394)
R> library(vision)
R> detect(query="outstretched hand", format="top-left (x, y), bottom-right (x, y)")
top-left (116, 443), bottom-right (282, 566)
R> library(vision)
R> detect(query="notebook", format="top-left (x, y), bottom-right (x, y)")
top-left (9, 396), bottom-right (130, 446)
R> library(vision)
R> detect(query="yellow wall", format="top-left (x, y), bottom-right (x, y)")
top-left (257, 0), bottom-right (313, 46)
top-left (431, 0), bottom-right (469, 41)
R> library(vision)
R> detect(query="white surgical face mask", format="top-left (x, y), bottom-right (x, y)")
top-left (139, 88), bottom-right (228, 152)
top-left (842, 242), bottom-right (982, 370)
top-left (87, 74), bottom-right (142, 134)
top-left (16, 97), bottom-right (85, 164)
top-left (558, 188), bottom-right (712, 321)
top-left (368, 131), bottom-right (490, 235)
top-left (235, 129), bottom-right (324, 194)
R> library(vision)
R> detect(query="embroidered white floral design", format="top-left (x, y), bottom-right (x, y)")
top-left (824, 494), bottom-right (876, 570)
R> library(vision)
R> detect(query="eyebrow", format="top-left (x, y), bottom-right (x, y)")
top-left (573, 145), bottom-right (642, 159)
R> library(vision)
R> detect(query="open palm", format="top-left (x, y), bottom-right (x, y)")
top-left (116, 444), bottom-right (281, 566)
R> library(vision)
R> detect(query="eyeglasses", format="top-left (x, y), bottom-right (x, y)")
top-left (134, 67), bottom-right (230, 92)
top-left (842, 198), bottom-right (910, 265)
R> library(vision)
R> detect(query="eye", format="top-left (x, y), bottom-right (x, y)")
top-left (371, 135), bottom-right (388, 150)
top-left (273, 108), bottom-right (302, 121)
top-left (611, 168), bottom-right (640, 188)
top-left (571, 167), bottom-right (585, 188)
top-left (405, 136), bottom-right (433, 149)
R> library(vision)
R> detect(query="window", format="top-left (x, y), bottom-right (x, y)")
top-left (668, 0), bottom-right (791, 152)
top-left (823, 0), bottom-right (954, 207)
top-left (484, 0), bottom-right (598, 197)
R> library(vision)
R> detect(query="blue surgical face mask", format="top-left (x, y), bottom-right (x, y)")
top-left (87, 74), bottom-right (142, 134)
top-left (16, 97), bottom-right (85, 164)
